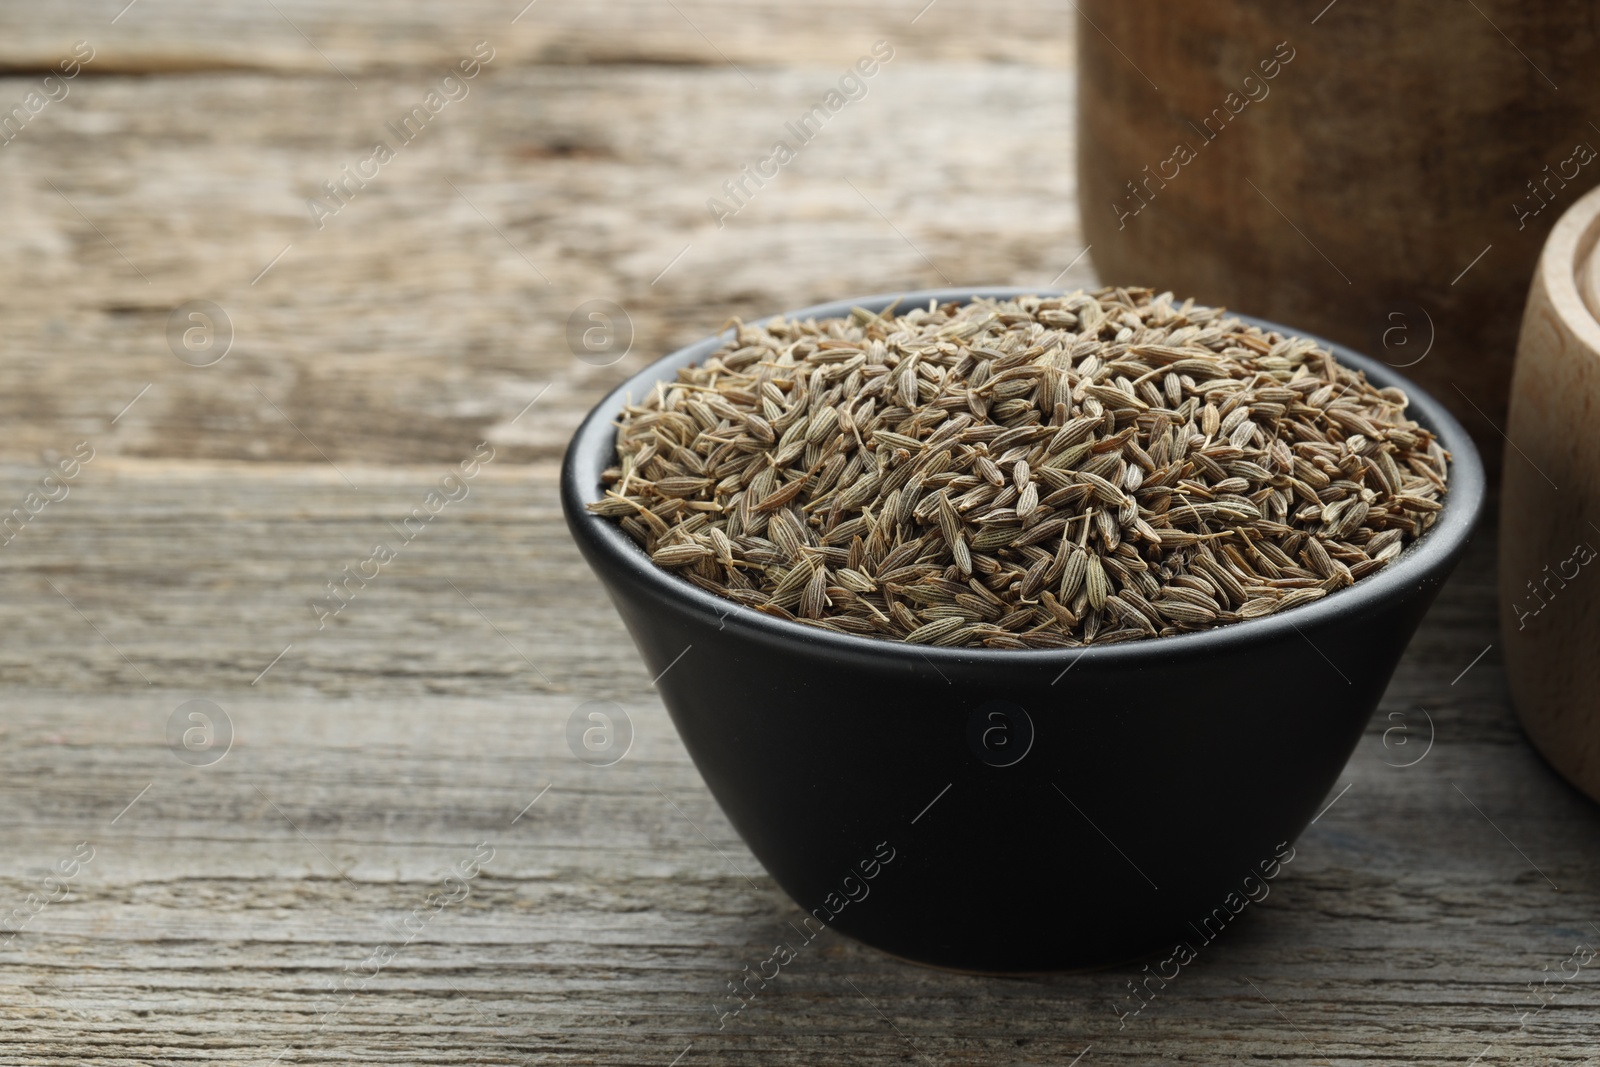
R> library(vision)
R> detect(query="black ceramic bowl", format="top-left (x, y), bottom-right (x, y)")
top-left (561, 288), bottom-right (1485, 972)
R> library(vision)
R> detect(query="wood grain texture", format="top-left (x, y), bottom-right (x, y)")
top-left (1076, 0), bottom-right (1600, 459)
top-left (1, 2), bottom-right (1596, 1063)
top-left (3, 481), bottom-right (1599, 1065)
top-left (0, 0), bottom-right (1073, 73)
top-left (0, 61), bottom-right (1079, 466)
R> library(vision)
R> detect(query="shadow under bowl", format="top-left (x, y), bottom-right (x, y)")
top-left (560, 287), bottom-right (1486, 973)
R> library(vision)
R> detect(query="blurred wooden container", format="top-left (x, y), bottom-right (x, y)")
top-left (1501, 184), bottom-right (1600, 803)
top-left (1076, 1), bottom-right (1600, 459)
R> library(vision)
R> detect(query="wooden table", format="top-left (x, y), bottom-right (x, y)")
top-left (2, 3), bottom-right (1595, 1063)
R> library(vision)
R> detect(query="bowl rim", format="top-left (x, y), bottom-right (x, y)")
top-left (561, 287), bottom-right (1486, 667)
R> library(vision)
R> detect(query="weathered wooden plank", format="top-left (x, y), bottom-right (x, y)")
top-left (2, 457), bottom-right (1596, 1064)
top-left (0, 0), bottom-right (1072, 72)
top-left (0, 62), bottom-right (1081, 466)
top-left (2, 702), bottom-right (1598, 1065)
